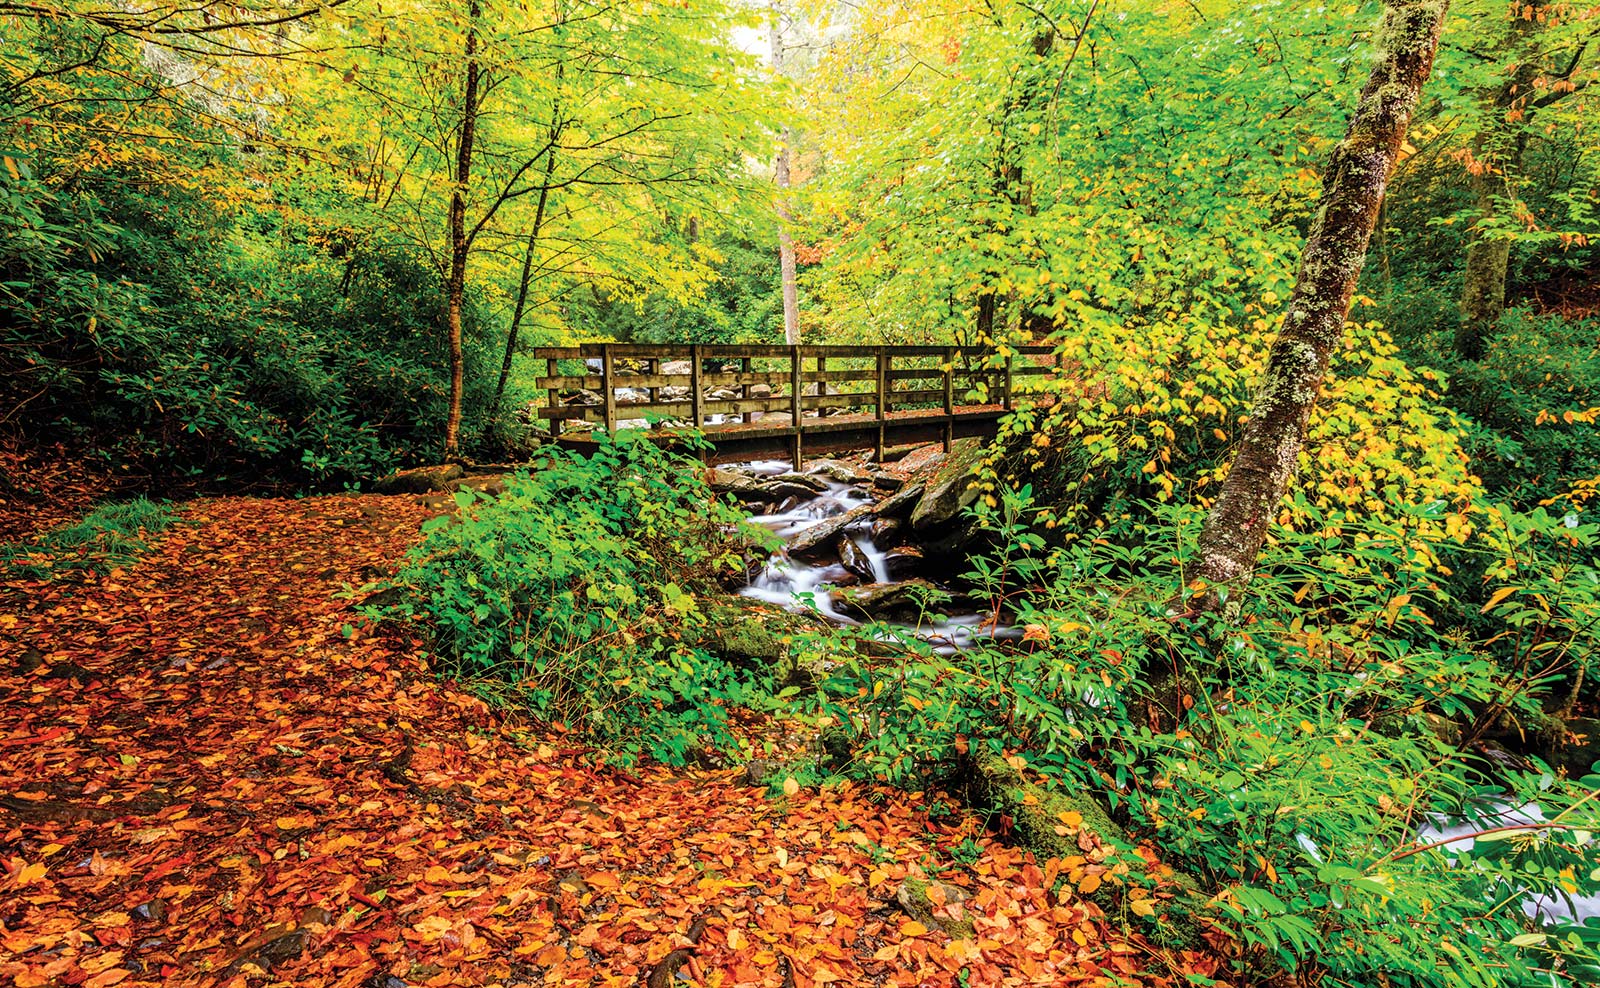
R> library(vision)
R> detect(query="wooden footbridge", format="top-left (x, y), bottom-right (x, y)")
top-left (531, 343), bottom-right (1059, 466)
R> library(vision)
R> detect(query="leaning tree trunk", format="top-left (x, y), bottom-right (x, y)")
top-left (443, 0), bottom-right (482, 462)
top-left (1190, 0), bottom-right (1450, 607)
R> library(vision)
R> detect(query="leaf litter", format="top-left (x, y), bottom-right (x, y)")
top-left (0, 494), bottom-right (1220, 987)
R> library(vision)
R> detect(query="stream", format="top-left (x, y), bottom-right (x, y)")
top-left (732, 459), bottom-right (1018, 653)
top-left (728, 457), bottom-right (1598, 930)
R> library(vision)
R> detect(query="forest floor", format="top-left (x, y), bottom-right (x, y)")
top-left (0, 492), bottom-right (1220, 988)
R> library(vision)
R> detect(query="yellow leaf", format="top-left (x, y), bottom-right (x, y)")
top-left (900, 921), bottom-right (929, 937)
top-left (424, 864), bottom-right (452, 883)
top-left (873, 944), bottom-right (900, 961)
top-left (782, 777), bottom-right (799, 797)
top-left (1481, 586), bottom-right (1520, 613)
top-left (14, 861), bottom-right (47, 885)
top-left (1129, 898), bottom-right (1156, 917)
top-left (1078, 873), bottom-right (1102, 895)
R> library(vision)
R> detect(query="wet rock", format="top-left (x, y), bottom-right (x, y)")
top-left (133, 899), bottom-right (167, 924)
top-left (704, 468), bottom-right (817, 503)
top-left (910, 438), bottom-right (984, 531)
top-left (833, 580), bottom-right (942, 622)
top-left (659, 385), bottom-right (691, 402)
top-left (873, 483), bottom-right (925, 520)
top-left (787, 504), bottom-right (874, 559)
top-left (837, 536), bottom-right (877, 582)
top-left (372, 464), bottom-right (464, 495)
top-left (870, 517), bottom-right (905, 548)
top-left (873, 474), bottom-right (905, 492)
top-left (882, 546), bottom-right (924, 580)
top-left (660, 360), bottom-right (692, 375)
top-left (770, 472), bottom-right (832, 493)
top-left (868, 443), bottom-right (922, 464)
top-left (807, 459), bottom-right (871, 485)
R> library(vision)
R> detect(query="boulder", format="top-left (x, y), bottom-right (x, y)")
top-left (837, 535), bottom-right (877, 582)
top-left (882, 545), bottom-right (924, 580)
top-left (704, 468), bottom-right (817, 503)
top-left (872, 474), bottom-right (905, 492)
top-left (660, 360), bottom-right (692, 375)
top-left (808, 459), bottom-right (871, 484)
top-left (372, 464), bottom-right (464, 495)
top-left (616, 387), bottom-right (651, 404)
top-left (833, 579), bottom-right (943, 622)
top-left (697, 595), bottom-right (828, 685)
top-left (870, 516), bottom-right (904, 549)
top-left (770, 472), bottom-right (832, 493)
top-left (873, 483), bottom-right (925, 521)
top-left (910, 438), bottom-right (984, 531)
top-left (896, 879), bottom-right (974, 939)
top-left (563, 389), bottom-right (602, 406)
top-left (786, 504), bottom-right (874, 559)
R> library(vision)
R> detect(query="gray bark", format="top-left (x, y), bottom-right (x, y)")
top-left (1191, 0), bottom-right (1451, 606)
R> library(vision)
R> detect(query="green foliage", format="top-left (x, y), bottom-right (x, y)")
top-left (2, 498), bottom-right (177, 578)
top-left (1436, 310), bottom-right (1600, 506)
top-left (807, 487), bottom-right (1600, 987)
top-left (388, 432), bottom-right (778, 763)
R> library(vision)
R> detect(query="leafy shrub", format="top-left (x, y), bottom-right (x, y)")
top-left (1435, 309), bottom-right (1600, 507)
top-left (808, 489), bottom-right (1600, 987)
top-left (2, 497), bottom-right (177, 578)
top-left (388, 432), bottom-right (779, 763)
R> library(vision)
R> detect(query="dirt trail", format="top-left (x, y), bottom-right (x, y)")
top-left (0, 495), bottom-right (1196, 987)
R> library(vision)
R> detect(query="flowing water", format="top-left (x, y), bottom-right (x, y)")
top-left (732, 459), bottom-right (1016, 652)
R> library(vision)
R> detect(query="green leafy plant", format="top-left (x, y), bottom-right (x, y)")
top-left (384, 431), bottom-right (778, 763)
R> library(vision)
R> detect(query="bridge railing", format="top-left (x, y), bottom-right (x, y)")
top-left (530, 343), bottom-right (1059, 434)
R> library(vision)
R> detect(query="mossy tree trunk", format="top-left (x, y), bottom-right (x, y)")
top-left (1455, 2), bottom-right (1546, 361)
top-left (1190, 0), bottom-right (1450, 607)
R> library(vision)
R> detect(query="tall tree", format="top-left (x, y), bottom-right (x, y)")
top-left (771, 1), bottom-right (800, 345)
top-left (1190, 0), bottom-right (1451, 605)
top-left (1453, 0), bottom-right (1596, 359)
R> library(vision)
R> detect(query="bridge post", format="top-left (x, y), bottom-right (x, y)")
top-left (690, 343), bottom-right (705, 431)
top-left (1004, 351), bottom-right (1014, 411)
top-left (547, 354), bottom-right (563, 438)
top-left (874, 347), bottom-right (887, 460)
top-left (943, 346), bottom-right (955, 452)
top-left (789, 345), bottom-right (803, 470)
top-left (601, 344), bottom-right (617, 436)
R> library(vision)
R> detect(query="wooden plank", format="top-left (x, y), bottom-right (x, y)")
top-left (534, 374), bottom-right (608, 390)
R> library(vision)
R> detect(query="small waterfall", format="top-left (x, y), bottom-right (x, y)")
top-left (730, 458), bottom-right (1010, 650)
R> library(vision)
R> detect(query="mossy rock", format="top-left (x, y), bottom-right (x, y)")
top-left (896, 878), bottom-right (975, 938)
top-left (697, 595), bottom-right (829, 685)
top-left (966, 755), bottom-right (1205, 948)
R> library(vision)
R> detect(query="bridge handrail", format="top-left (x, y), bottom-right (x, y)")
top-left (528, 342), bottom-right (1062, 462)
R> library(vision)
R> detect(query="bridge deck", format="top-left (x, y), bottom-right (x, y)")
top-left (530, 343), bottom-right (1058, 467)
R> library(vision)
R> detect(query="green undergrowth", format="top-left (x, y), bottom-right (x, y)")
top-left (2, 497), bottom-right (179, 578)
top-left (377, 430), bottom-right (786, 764)
top-left (791, 486), bottom-right (1600, 987)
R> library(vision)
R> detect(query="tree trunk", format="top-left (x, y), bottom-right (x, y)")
top-left (1454, 3), bottom-right (1543, 360)
top-left (771, 3), bottom-right (800, 345)
top-left (1190, 0), bottom-right (1450, 606)
top-left (491, 176), bottom-right (554, 412)
top-left (443, 0), bottom-right (482, 462)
